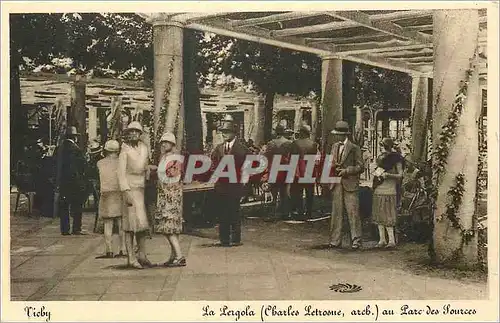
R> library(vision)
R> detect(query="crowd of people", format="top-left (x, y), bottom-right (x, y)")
top-left (43, 114), bottom-right (423, 269)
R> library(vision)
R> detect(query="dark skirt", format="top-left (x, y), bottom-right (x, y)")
top-left (372, 194), bottom-right (397, 227)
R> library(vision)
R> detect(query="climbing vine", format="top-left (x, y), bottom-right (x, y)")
top-left (152, 57), bottom-right (175, 164)
top-left (430, 49), bottom-right (478, 241)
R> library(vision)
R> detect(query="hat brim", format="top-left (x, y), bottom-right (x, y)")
top-left (330, 130), bottom-right (350, 134)
top-left (103, 148), bottom-right (118, 152)
top-left (160, 140), bottom-right (176, 145)
top-left (124, 128), bottom-right (143, 133)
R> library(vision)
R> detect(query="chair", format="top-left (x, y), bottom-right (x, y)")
top-left (13, 165), bottom-right (36, 216)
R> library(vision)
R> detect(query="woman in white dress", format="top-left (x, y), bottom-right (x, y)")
top-left (118, 121), bottom-right (153, 269)
top-left (96, 140), bottom-right (126, 258)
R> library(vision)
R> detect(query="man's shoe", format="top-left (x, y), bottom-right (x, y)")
top-left (232, 242), bottom-right (243, 247)
top-left (328, 243), bottom-right (341, 249)
top-left (61, 232), bottom-right (71, 236)
top-left (72, 231), bottom-right (89, 236)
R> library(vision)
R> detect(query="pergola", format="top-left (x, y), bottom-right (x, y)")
top-left (140, 9), bottom-right (488, 162)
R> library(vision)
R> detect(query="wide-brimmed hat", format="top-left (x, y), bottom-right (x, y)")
top-left (89, 140), bottom-right (102, 154)
top-left (66, 126), bottom-right (80, 136)
top-left (330, 121), bottom-right (351, 135)
top-left (104, 140), bottom-right (120, 152)
top-left (124, 121), bottom-right (143, 133)
top-left (160, 132), bottom-right (176, 145)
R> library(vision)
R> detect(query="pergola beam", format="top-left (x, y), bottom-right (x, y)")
top-left (335, 40), bottom-right (432, 55)
top-left (272, 20), bottom-right (359, 37)
top-left (337, 53), bottom-right (422, 74)
top-left (229, 12), bottom-right (324, 27)
top-left (326, 11), bottom-right (431, 44)
top-left (305, 33), bottom-right (404, 45)
top-left (371, 47), bottom-right (433, 58)
top-left (186, 21), bottom-right (333, 56)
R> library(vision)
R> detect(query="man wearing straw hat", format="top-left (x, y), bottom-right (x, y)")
top-left (328, 120), bottom-right (364, 250)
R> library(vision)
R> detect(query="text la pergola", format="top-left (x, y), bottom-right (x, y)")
top-left (158, 154), bottom-right (344, 184)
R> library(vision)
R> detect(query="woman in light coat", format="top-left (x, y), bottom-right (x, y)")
top-left (155, 132), bottom-right (186, 267)
top-left (118, 121), bottom-right (153, 269)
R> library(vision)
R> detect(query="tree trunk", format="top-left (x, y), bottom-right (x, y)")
top-left (69, 76), bottom-right (87, 150)
top-left (263, 92), bottom-right (275, 143)
top-left (432, 9), bottom-right (480, 268)
top-left (10, 61), bottom-right (25, 172)
top-left (183, 30), bottom-right (203, 153)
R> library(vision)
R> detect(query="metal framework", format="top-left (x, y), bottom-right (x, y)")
top-left (141, 10), bottom-right (488, 78)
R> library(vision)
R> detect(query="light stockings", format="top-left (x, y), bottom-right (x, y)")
top-left (377, 225), bottom-right (396, 245)
top-left (104, 219), bottom-right (126, 254)
top-left (125, 232), bottom-right (136, 264)
top-left (136, 232), bottom-right (149, 261)
top-left (167, 234), bottom-right (182, 260)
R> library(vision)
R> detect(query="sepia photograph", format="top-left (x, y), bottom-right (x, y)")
top-left (2, 1), bottom-right (498, 322)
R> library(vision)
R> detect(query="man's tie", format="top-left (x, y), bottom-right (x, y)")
top-left (224, 143), bottom-right (230, 154)
top-left (337, 143), bottom-right (344, 163)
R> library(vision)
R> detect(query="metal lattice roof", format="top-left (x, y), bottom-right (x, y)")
top-left (141, 10), bottom-right (488, 79)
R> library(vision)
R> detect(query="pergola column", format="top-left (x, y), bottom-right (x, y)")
top-left (152, 19), bottom-right (184, 155)
top-left (87, 108), bottom-right (98, 142)
top-left (321, 57), bottom-right (343, 151)
top-left (311, 100), bottom-right (318, 142)
top-left (410, 74), bottom-right (429, 163)
top-left (432, 9), bottom-right (480, 267)
top-left (253, 96), bottom-right (265, 146)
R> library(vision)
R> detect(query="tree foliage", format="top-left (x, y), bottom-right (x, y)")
top-left (198, 34), bottom-right (321, 97)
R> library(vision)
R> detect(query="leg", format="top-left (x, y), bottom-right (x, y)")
top-left (103, 219), bottom-right (113, 254)
top-left (167, 234), bottom-right (183, 259)
top-left (59, 197), bottom-right (70, 234)
top-left (125, 232), bottom-right (140, 267)
top-left (344, 190), bottom-right (362, 247)
top-left (376, 224), bottom-right (387, 246)
top-left (71, 200), bottom-right (84, 234)
top-left (136, 231), bottom-right (150, 262)
top-left (329, 185), bottom-right (344, 246)
top-left (386, 227), bottom-right (396, 247)
top-left (305, 184), bottom-right (314, 219)
top-left (117, 218), bottom-right (126, 254)
top-left (230, 199), bottom-right (242, 244)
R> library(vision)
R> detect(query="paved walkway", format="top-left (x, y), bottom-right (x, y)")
top-left (10, 212), bottom-right (487, 301)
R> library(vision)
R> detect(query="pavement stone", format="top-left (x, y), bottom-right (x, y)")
top-left (8, 211), bottom-right (488, 301)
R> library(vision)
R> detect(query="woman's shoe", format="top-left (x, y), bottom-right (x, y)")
top-left (114, 251), bottom-right (127, 258)
top-left (95, 252), bottom-right (114, 259)
top-left (385, 242), bottom-right (396, 249)
top-left (166, 257), bottom-right (186, 267)
top-left (138, 258), bottom-right (155, 268)
top-left (129, 261), bottom-right (143, 269)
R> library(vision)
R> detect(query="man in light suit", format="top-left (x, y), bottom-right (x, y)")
top-left (328, 120), bottom-right (364, 249)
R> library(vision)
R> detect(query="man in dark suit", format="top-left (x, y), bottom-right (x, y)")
top-left (290, 124), bottom-right (318, 220)
top-left (211, 118), bottom-right (249, 247)
top-left (57, 126), bottom-right (89, 235)
top-left (328, 121), bottom-right (364, 249)
top-left (262, 125), bottom-right (292, 220)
